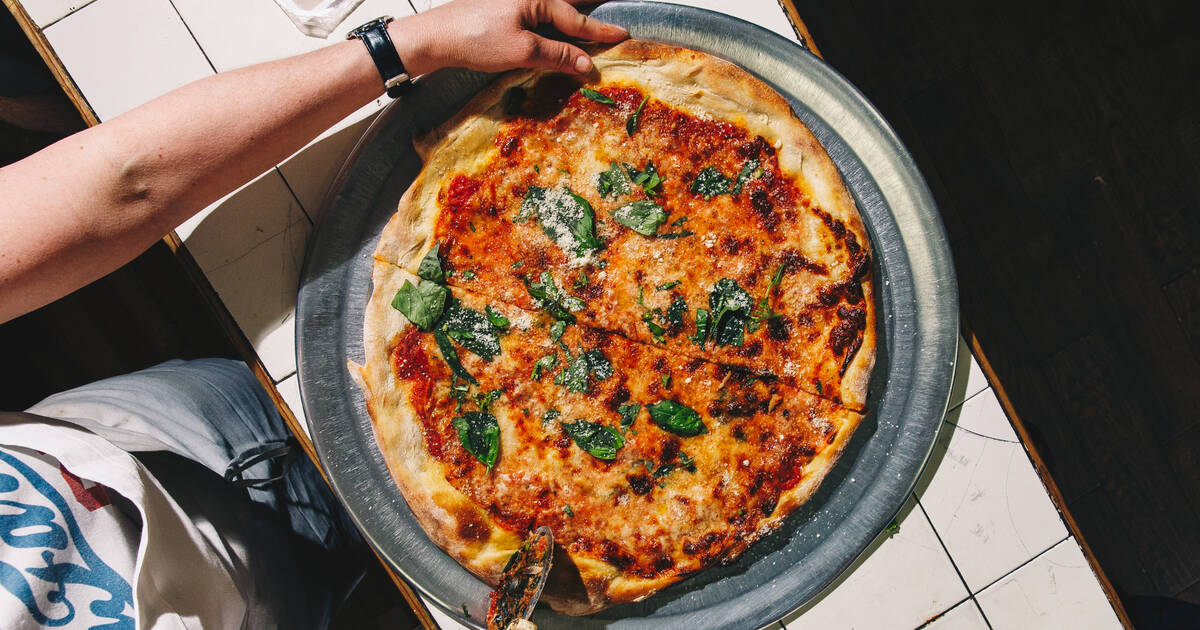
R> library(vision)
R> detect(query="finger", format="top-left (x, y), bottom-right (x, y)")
top-left (530, 35), bottom-right (593, 74)
top-left (543, 0), bottom-right (628, 42)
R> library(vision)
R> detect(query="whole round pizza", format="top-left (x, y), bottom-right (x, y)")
top-left (350, 40), bottom-right (875, 615)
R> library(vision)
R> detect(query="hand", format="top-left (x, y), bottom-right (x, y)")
top-left (391, 0), bottom-right (629, 77)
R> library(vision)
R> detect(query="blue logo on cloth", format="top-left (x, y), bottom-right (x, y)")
top-left (0, 449), bottom-right (133, 629)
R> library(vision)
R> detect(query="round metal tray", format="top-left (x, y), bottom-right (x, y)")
top-left (297, 3), bottom-right (958, 628)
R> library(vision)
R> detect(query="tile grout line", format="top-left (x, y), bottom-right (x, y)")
top-left (948, 380), bottom-right (990, 414)
top-left (274, 165), bottom-right (315, 224)
top-left (913, 499), bottom-right (985, 627)
top-left (912, 595), bottom-right (971, 629)
top-left (971, 534), bottom-right (1072, 599)
top-left (39, 0), bottom-right (100, 30)
top-left (945, 419), bottom-right (1020, 444)
top-left (167, 0), bottom-right (218, 74)
top-left (970, 598), bottom-right (992, 630)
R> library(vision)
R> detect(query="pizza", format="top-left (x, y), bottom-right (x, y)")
top-left (350, 40), bottom-right (875, 615)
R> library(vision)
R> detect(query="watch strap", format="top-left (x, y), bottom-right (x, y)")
top-left (347, 16), bottom-right (412, 98)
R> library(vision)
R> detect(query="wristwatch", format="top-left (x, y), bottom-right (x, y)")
top-left (346, 16), bottom-right (413, 98)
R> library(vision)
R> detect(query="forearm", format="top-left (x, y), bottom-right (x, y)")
top-left (0, 34), bottom-right (388, 322)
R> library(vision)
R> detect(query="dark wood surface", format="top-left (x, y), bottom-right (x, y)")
top-left (793, 0), bottom-right (1200, 625)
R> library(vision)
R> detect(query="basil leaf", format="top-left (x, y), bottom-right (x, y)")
top-left (708, 278), bottom-right (753, 347)
top-left (553, 348), bottom-right (611, 393)
top-left (617, 402), bottom-right (641, 433)
top-left (768, 263), bottom-right (786, 290)
top-left (562, 419), bottom-right (625, 460)
top-left (485, 305), bottom-right (510, 329)
top-left (748, 264), bottom-right (786, 334)
top-left (656, 230), bottom-right (694, 239)
top-left (521, 186), bottom-right (603, 257)
top-left (549, 320), bottom-right (567, 344)
top-left (666, 296), bottom-right (688, 329)
top-left (691, 307), bottom-right (711, 348)
top-left (597, 162), bottom-right (630, 199)
top-left (440, 302), bottom-right (502, 361)
top-left (531, 353), bottom-right (558, 380)
top-left (691, 166), bottom-right (730, 200)
top-left (543, 409), bottom-right (561, 425)
top-left (524, 272), bottom-right (584, 322)
top-left (473, 388), bottom-right (503, 413)
top-left (647, 400), bottom-right (708, 437)
top-left (582, 349), bottom-right (613, 380)
top-left (554, 352), bottom-right (589, 392)
top-left (580, 88), bottom-right (616, 106)
top-left (567, 191), bottom-right (604, 254)
top-left (433, 329), bottom-right (478, 385)
top-left (652, 463), bottom-right (676, 478)
top-left (563, 504), bottom-right (575, 517)
top-left (655, 451), bottom-right (697, 478)
top-left (451, 411), bottom-right (499, 469)
top-left (732, 159), bottom-right (760, 195)
top-left (391, 280), bottom-right (447, 331)
top-left (613, 201), bottom-right (667, 236)
top-left (626, 95), bottom-right (649, 136)
top-left (623, 161), bottom-right (663, 196)
top-left (657, 280), bottom-right (681, 291)
top-left (644, 315), bottom-right (666, 343)
top-left (417, 242), bottom-right (445, 283)
top-left (503, 87), bottom-right (525, 115)
top-left (572, 272), bottom-right (589, 289)
top-left (449, 379), bottom-right (469, 413)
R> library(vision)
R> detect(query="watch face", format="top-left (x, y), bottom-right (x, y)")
top-left (347, 15), bottom-right (395, 39)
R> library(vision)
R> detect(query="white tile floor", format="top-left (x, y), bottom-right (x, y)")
top-left (781, 497), bottom-right (968, 630)
top-left (18, 0), bottom-right (1125, 627)
top-left (977, 538), bottom-right (1123, 630)
top-left (919, 393), bottom-right (1069, 593)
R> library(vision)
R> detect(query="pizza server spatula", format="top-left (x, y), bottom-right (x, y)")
top-left (486, 526), bottom-right (554, 630)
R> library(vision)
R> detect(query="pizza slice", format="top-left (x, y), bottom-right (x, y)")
top-left (351, 260), bottom-right (863, 614)
top-left (373, 41), bottom-right (874, 408)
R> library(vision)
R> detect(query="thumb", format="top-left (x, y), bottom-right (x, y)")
top-left (530, 36), bottom-right (592, 74)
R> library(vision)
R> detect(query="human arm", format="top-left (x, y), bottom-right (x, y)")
top-left (0, 0), bottom-right (626, 323)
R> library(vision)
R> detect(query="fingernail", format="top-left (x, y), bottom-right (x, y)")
top-left (575, 56), bottom-right (592, 73)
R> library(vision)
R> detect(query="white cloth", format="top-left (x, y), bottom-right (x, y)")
top-left (0, 412), bottom-right (246, 629)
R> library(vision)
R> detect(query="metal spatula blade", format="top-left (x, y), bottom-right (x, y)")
top-left (486, 526), bottom-right (553, 630)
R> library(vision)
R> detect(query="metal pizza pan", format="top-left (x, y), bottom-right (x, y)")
top-left (296, 3), bottom-right (958, 628)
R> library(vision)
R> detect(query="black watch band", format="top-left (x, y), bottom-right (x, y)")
top-left (346, 16), bottom-right (412, 98)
